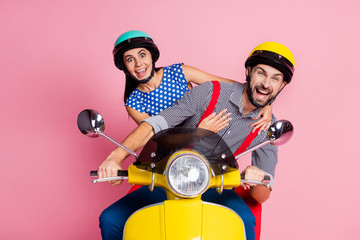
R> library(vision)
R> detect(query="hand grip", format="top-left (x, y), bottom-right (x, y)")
top-left (240, 171), bottom-right (273, 188)
top-left (90, 170), bottom-right (128, 177)
top-left (240, 173), bottom-right (270, 181)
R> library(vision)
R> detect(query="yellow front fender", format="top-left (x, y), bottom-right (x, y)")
top-left (123, 199), bottom-right (245, 240)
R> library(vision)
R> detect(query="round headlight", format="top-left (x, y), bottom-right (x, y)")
top-left (166, 150), bottom-right (210, 198)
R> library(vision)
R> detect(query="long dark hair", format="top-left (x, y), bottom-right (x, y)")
top-left (123, 75), bottom-right (138, 104)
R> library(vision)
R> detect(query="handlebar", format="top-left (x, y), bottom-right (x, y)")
top-left (90, 170), bottom-right (128, 184)
top-left (240, 172), bottom-right (273, 188)
top-left (89, 170), bottom-right (273, 187)
top-left (240, 174), bottom-right (271, 181)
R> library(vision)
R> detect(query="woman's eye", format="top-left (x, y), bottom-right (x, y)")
top-left (126, 58), bottom-right (133, 62)
top-left (140, 53), bottom-right (146, 58)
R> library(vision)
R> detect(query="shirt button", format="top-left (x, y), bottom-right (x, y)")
top-left (227, 131), bottom-right (231, 134)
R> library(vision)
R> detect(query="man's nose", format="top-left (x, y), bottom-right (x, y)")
top-left (262, 77), bottom-right (271, 88)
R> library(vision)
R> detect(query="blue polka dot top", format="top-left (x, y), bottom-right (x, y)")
top-left (125, 63), bottom-right (190, 116)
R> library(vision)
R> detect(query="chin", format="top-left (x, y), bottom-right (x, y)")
top-left (253, 100), bottom-right (267, 107)
top-left (133, 75), bottom-right (148, 81)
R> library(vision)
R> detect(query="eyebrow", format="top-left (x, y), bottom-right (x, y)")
top-left (273, 73), bottom-right (283, 77)
top-left (124, 49), bottom-right (146, 59)
top-left (255, 66), bottom-right (283, 76)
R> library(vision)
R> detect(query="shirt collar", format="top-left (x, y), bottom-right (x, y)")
top-left (229, 83), bottom-right (261, 118)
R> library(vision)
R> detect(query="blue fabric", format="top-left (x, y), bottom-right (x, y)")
top-left (99, 187), bottom-right (255, 240)
top-left (125, 63), bottom-right (190, 116)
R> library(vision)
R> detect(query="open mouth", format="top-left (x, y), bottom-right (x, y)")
top-left (255, 87), bottom-right (271, 101)
top-left (135, 68), bottom-right (147, 78)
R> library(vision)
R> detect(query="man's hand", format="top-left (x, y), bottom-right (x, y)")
top-left (241, 165), bottom-right (271, 204)
top-left (98, 147), bottom-right (126, 186)
top-left (97, 122), bottom-right (155, 186)
top-left (241, 165), bottom-right (265, 189)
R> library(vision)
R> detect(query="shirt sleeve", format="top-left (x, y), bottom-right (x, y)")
top-left (251, 114), bottom-right (278, 179)
top-left (142, 115), bottom-right (169, 133)
top-left (252, 143), bottom-right (278, 178)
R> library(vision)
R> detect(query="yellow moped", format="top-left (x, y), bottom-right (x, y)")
top-left (77, 109), bottom-right (293, 240)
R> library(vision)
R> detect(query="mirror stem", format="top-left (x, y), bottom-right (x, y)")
top-left (234, 140), bottom-right (272, 160)
top-left (97, 132), bottom-right (138, 160)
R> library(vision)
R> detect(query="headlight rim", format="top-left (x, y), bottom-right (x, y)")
top-left (165, 149), bottom-right (211, 198)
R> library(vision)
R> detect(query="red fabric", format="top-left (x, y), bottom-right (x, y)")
top-left (235, 187), bottom-right (262, 240)
top-left (128, 185), bottom-right (142, 194)
top-left (196, 81), bottom-right (221, 127)
top-left (234, 127), bottom-right (262, 240)
top-left (234, 127), bottom-right (260, 157)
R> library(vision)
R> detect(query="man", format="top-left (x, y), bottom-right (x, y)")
top-left (98, 42), bottom-right (295, 240)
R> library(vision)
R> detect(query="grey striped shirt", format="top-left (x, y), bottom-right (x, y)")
top-left (143, 81), bottom-right (278, 178)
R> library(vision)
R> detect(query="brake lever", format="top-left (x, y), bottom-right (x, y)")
top-left (92, 176), bottom-right (128, 184)
top-left (90, 170), bottom-right (129, 184)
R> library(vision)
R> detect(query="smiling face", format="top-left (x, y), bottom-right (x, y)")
top-left (247, 64), bottom-right (286, 107)
top-left (123, 48), bottom-right (153, 80)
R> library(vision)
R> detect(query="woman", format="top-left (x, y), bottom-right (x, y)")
top-left (113, 30), bottom-right (272, 132)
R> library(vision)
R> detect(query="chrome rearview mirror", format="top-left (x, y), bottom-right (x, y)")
top-left (77, 109), bottom-right (105, 137)
top-left (267, 120), bottom-right (293, 146)
top-left (235, 120), bottom-right (293, 159)
top-left (77, 109), bottom-right (138, 160)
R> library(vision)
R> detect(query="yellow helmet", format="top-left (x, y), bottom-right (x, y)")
top-left (245, 42), bottom-right (295, 83)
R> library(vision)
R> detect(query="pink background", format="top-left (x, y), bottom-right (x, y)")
top-left (1, 0), bottom-right (359, 239)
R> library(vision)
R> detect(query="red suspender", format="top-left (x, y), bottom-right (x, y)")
top-left (197, 81), bottom-right (260, 154)
top-left (196, 81), bottom-right (221, 127)
top-left (234, 127), bottom-right (260, 156)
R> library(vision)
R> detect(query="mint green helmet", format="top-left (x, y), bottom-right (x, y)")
top-left (112, 30), bottom-right (160, 71)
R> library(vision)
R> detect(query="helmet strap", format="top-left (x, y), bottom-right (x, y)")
top-left (267, 82), bottom-right (286, 105)
top-left (124, 62), bottom-right (156, 84)
top-left (246, 75), bottom-right (263, 108)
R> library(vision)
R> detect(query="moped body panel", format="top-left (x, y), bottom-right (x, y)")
top-left (123, 199), bottom-right (245, 240)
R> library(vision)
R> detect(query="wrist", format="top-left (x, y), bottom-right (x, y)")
top-left (110, 147), bottom-right (129, 165)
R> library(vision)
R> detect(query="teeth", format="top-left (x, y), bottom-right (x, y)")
top-left (136, 68), bottom-right (146, 73)
top-left (257, 89), bottom-right (269, 95)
